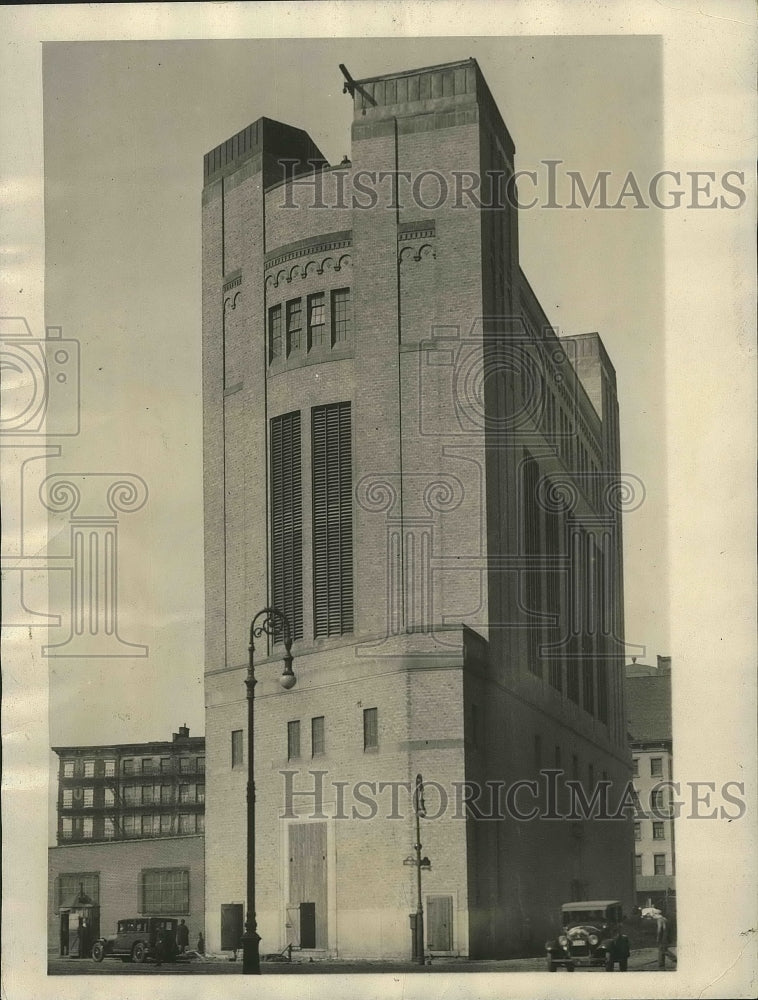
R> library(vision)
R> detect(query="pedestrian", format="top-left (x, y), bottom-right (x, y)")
top-left (605, 927), bottom-right (631, 971)
top-left (197, 932), bottom-right (205, 955)
top-left (177, 919), bottom-right (190, 954)
top-left (656, 914), bottom-right (677, 969)
top-left (155, 928), bottom-right (166, 968)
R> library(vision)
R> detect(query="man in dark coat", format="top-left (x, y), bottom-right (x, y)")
top-left (605, 927), bottom-right (631, 971)
top-left (177, 919), bottom-right (190, 954)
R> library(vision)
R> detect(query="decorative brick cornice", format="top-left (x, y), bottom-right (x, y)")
top-left (264, 231), bottom-right (352, 271)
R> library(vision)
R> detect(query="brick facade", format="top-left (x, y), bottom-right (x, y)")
top-left (48, 835), bottom-right (205, 955)
top-left (202, 58), bottom-right (635, 959)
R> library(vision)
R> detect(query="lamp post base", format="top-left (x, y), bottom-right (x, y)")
top-left (241, 930), bottom-right (262, 975)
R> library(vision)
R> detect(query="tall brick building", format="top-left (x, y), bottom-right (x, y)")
top-left (202, 58), bottom-right (634, 959)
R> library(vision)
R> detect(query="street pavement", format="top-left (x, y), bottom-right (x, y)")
top-left (49, 947), bottom-right (675, 975)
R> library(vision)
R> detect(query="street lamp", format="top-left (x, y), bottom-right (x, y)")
top-left (242, 607), bottom-right (296, 976)
top-left (411, 773), bottom-right (429, 964)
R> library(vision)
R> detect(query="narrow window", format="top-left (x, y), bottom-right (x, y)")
top-left (634, 822), bottom-right (641, 841)
top-left (287, 720), bottom-right (301, 761)
top-left (650, 757), bottom-right (663, 777)
top-left (653, 821), bottom-right (665, 840)
top-left (363, 708), bottom-right (378, 751)
top-left (231, 730), bottom-right (243, 769)
top-left (331, 288), bottom-right (352, 344)
top-left (307, 292), bottom-right (326, 349)
top-left (312, 402), bottom-right (353, 636)
top-left (286, 298), bottom-right (302, 355)
top-left (268, 303), bottom-right (282, 362)
top-left (634, 854), bottom-right (642, 876)
top-left (311, 716), bottom-right (325, 757)
top-left (653, 853), bottom-right (666, 876)
top-left (632, 757), bottom-right (639, 777)
top-left (270, 411), bottom-right (303, 640)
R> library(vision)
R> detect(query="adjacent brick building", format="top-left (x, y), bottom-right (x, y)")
top-left (626, 655), bottom-right (676, 913)
top-left (48, 725), bottom-right (205, 954)
top-left (202, 57), bottom-right (635, 959)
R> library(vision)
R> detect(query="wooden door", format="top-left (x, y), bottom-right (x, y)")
top-left (426, 895), bottom-right (453, 951)
top-left (220, 903), bottom-right (243, 951)
top-left (288, 822), bottom-right (327, 948)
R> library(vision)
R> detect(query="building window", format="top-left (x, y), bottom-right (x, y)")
top-left (179, 784), bottom-right (194, 804)
top-left (141, 815), bottom-right (154, 837)
top-left (62, 789), bottom-right (73, 808)
top-left (311, 716), bottom-right (325, 757)
top-left (160, 785), bottom-right (172, 805)
top-left (62, 760), bottom-right (75, 778)
top-left (141, 758), bottom-right (154, 774)
top-left (363, 708), bottom-right (378, 751)
top-left (307, 292), bottom-right (326, 348)
top-left (160, 757), bottom-right (172, 773)
top-left (651, 757), bottom-right (663, 777)
top-left (103, 817), bottom-right (115, 839)
top-left (653, 853), bottom-right (666, 876)
top-left (104, 787), bottom-right (115, 807)
top-left (123, 814), bottom-right (138, 838)
top-left (270, 411), bottom-right (303, 641)
top-left (61, 817), bottom-right (73, 839)
top-left (83, 788), bottom-right (94, 808)
top-left (178, 814), bottom-right (193, 835)
top-left (56, 873), bottom-right (99, 910)
top-left (104, 759), bottom-right (115, 776)
top-left (160, 814), bottom-right (172, 835)
top-left (196, 814), bottom-right (205, 833)
top-left (632, 757), bottom-right (639, 777)
top-left (231, 730), bottom-right (243, 769)
top-left (196, 784), bottom-right (205, 803)
top-left (84, 759), bottom-right (95, 777)
top-left (124, 785), bottom-right (139, 805)
top-left (141, 785), bottom-right (155, 805)
top-left (651, 789), bottom-right (665, 813)
top-left (287, 720), bottom-right (301, 761)
top-left (286, 298), bottom-right (302, 355)
top-left (653, 821), bottom-right (665, 840)
top-left (634, 822), bottom-right (641, 840)
top-left (634, 854), bottom-right (642, 876)
top-left (331, 288), bottom-right (352, 344)
top-left (139, 869), bottom-right (189, 915)
top-left (197, 756), bottom-right (205, 773)
top-left (312, 402), bottom-right (353, 636)
top-left (269, 303), bottom-right (282, 362)
top-left (82, 817), bottom-right (93, 839)
top-left (122, 758), bottom-right (134, 775)
top-left (179, 758), bottom-right (191, 773)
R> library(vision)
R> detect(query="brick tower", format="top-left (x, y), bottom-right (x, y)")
top-left (202, 58), bottom-right (634, 959)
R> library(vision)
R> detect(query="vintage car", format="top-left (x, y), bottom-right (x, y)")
top-left (545, 899), bottom-right (624, 971)
top-left (91, 916), bottom-right (179, 964)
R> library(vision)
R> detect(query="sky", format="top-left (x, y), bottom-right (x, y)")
top-left (40, 36), bottom-right (667, 773)
top-left (1, 5), bottom-right (754, 998)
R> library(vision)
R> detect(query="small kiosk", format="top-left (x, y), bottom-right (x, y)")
top-left (59, 884), bottom-right (100, 958)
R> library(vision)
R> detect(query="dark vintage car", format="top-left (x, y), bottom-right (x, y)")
top-left (545, 900), bottom-right (624, 971)
top-left (91, 916), bottom-right (179, 964)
